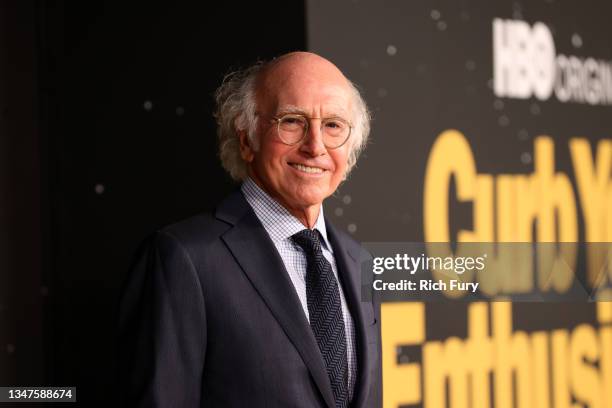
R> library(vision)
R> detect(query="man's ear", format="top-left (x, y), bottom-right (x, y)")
top-left (238, 130), bottom-right (255, 162)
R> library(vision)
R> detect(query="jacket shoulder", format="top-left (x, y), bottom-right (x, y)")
top-left (144, 190), bottom-right (250, 261)
top-left (157, 213), bottom-right (230, 249)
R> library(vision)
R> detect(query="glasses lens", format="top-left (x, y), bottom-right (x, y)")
top-left (322, 118), bottom-right (350, 148)
top-left (278, 115), bottom-right (307, 144)
top-left (276, 114), bottom-right (351, 148)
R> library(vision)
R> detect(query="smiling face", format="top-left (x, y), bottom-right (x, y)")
top-left (240, 53), bottom-right (353, 223)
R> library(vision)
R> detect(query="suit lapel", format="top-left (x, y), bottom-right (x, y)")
top-left (326, 221), bottom-right (373, 408)
top-left (216, 191), bottom-right (336, 408)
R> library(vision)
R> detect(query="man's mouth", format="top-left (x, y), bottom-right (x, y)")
top-left (289, 163), bottom-right (325, 174)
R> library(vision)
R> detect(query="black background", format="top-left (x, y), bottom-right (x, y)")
top-left (1, 1), bottom-right (305, 406)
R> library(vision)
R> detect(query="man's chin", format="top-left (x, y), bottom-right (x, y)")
top-left (294, 193), bottom-right (332, 209)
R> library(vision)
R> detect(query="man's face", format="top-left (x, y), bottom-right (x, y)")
top-left (243, 55), bottom-right (353, 214)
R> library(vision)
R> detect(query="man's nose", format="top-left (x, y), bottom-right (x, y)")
top-left (299, 121), bottom-right (327, 156)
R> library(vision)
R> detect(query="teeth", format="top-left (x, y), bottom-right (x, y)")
top-left (291, 163), bottom-right (324, 174)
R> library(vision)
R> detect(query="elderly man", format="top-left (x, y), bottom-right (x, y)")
top-left (118, 52), bottom-right (381, 408)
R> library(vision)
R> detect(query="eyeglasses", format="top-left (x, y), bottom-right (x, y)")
top-left (270, 113), bottom-right (352, 149)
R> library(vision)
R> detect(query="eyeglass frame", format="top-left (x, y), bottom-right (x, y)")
top-left (265, 113), bottom-right (353, 149)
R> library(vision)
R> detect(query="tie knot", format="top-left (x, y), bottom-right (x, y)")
top-left (291, 229), bottom-right (322, 254)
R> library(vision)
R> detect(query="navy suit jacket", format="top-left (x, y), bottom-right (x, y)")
top-left (118, 190), bottom-right (382, 407)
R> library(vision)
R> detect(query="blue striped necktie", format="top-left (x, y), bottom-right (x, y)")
top-left (292, 229), bottom-right (349, 408)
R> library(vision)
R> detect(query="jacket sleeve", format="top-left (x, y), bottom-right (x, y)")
top-left (117, 230), bottom-right (207, 407)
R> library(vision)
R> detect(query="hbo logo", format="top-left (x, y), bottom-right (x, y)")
top-left (493, 19), bottom-right (556, 100)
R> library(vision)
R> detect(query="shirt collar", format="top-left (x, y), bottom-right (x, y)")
top-left (241, 177), bottom-right (333, 252)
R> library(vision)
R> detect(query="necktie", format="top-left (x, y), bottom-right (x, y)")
top-left (292, 229), bottom-right (349, 408)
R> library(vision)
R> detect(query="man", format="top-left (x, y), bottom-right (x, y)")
top-left (118, 52), bottom-right (381, 407)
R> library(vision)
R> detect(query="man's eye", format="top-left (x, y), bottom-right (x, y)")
top-left (325, 120), bottom-right (345, 129)
top-left (279, 116), bottom-right (307, 132)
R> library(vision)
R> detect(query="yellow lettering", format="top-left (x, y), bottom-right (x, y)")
top-left (598, 303), bottom-right (612, 407)
top-left (424, 131), bottom-right (580, 297)
top-left (551, 330), bottom-right (571, 408)
top-left (492, 303), bottom-right (531, 408)
top-left (381, 303), bottom-right (424, 408)
top-left (530, 332), bottom-right (550, 408)
top-left (570, 138), bottom-right (612, 285)
top-left (533, 137), bottom-right (577, 293)
top-left (569, 325), bottom-right (602, 408)
top-left (467, 303), bottom-right (493, 408)
top-left (424, 129), bottom-right (477, 242)
top-left (423, 338), bottom-right (469, 408)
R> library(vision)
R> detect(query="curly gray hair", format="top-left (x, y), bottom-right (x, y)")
top-left (214, 59), bottom-right (371, 181)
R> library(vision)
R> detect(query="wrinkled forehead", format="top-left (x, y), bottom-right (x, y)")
top-left (255, 60), bottom-right (353, 118)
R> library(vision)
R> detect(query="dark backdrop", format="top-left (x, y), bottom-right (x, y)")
top-left (1, 1), bottom-right (306, 406)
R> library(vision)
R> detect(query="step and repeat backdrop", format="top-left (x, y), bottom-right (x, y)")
top-left (308, 1), bottom-right (612, 407)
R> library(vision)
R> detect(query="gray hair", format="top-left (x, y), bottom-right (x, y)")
top-left (214, 60), bottom-right (371, 181)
